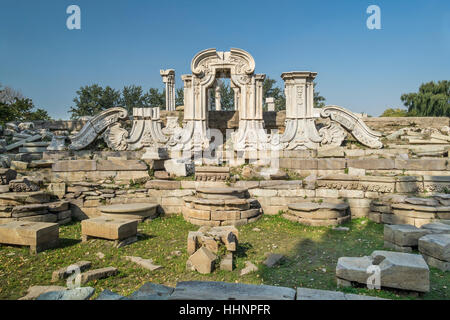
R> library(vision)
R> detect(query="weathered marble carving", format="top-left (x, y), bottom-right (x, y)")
top-left (47, 135), bottom-right (67, 151)
top-left (68, 107), bottom-right (128, 150)
top-left (320, 105), bottom-right (383, 149)
top-left (103, 123), bottom-right (129, 151)
top-left (319, 122), bottom-right (347, 147)
top-left (126, 107), bottom-right (168, 158)
top-left (160, 69), bottom-right (176, 111)
top-left (279, 72), bottom-right (323, 150)
top-left (173, 48), bottom-right (269, 152)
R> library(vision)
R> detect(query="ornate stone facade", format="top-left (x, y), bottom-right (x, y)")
top-left (67, 48), bottom-right (383, 155)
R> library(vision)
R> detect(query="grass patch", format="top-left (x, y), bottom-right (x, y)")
top-left (0, 215), bottom-right (448, 300)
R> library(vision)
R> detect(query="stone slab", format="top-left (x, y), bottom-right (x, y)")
top-left (81, 217), bottom-right (137, 241)
top-left (0, 221), bottom-right (59, 253)
top-left (168, 281), bottom-right (296, 300)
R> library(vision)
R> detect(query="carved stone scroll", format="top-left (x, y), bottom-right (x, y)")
top-left (320, 105), bottom-right (383, 149)
top-left (68, 107), bottom-right (128, 150)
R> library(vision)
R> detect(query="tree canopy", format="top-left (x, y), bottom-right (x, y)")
top-left (0, 84), bottom-right (51, 125)
top-left (401, 80), bottom-right (449, 117)
top-left (380, 108), bottom-right (409, 117)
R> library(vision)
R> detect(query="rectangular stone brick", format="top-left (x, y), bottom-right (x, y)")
top-left (52, 160), bottom-right (97, 172)
top-left (96, 160), bottom-right (147, 171)
top-left (347, 159), bottom-right (395, 170)
top-left (317, 159), bottom-right (346, 170)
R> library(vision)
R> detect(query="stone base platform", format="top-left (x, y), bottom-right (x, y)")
top-left (419, 234), bottom-right (450, 271)
top-left (99, 203), bottom-right (158, 222)
top-left (284, 202), bottom-right (350, 227)
top-left (384, 224), bottom-right (431, 253)
top-left (0, 221), bottom-right (59, 254)
top-left (182, 187), bottom-right (261, 226)
top-left (81, 217), bottom-right (138, 247)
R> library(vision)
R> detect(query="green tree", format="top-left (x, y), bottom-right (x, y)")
top-left (218, 80), bottom-right (234, 111)
top-left (175, 88), bottom-right (184, 107)
top-left (0, 98), bottom-right (51, 125)
top-left (144, 88), bottom-right (165, 109)
top-left (121, 85), bottom-right (148, 114)
top-left (313, 82), bottom-right (326, 108)
top-left (380, 108), bottom-right (409, 117)
top-left (401, 80), bottom-right (450, 117)
top-left (263, 77), bottom-right (285, 111)
top-left (70, 84), bottom-right (121, 119)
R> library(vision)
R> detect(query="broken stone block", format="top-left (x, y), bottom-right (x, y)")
top-left (419, 234), bottom-right (450, 271)
top-left (51, 261), bottom-right (92, 282)
top-left (187, 231), bottom-right (201, 255)
top-left (9, 178), bottom-right (41, 192)
top-left (187, 246), bottom-right (217, 274)
top-left (0, 221), bottom-right (59, 254)
top-left (421, 222), bottom-right (450, 234)
top-left (240, 261), bottom-right (258, 276)
top-left (336, 250), bottom-right (429, 293)
top-left (164, 159), bottom-right (194, 177)
top-left (0, 168), bottom-right (17, 185)
top-left (263, 253), bottom-right (284, 267)
top-left (384, 224), bottom-right (431, 252)
top-left (80, 267), bottom-right (118, 284)
top-left (48, 201), bottom-right (70, 213)
top-left (220, 253), bottom-right (233, 271)
top-left (47, 183), bottom-right (66, 199)
top-left (10, 161), bottom-right (28, 171)
top-left (154, 170), bottom-right (170, 180)
top-left (81, 217), bottom-right (138, 242)
top-left (125, 256), bottom-right (163, 271)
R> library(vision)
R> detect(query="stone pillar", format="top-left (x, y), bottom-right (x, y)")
top-left (280, 71), bottom-right (322, 150)
top-left (207, 88), bottom-right (213, 110)
top-left (160, 69), bottom-right (176, 111)
top-left (266, 97), bottom-right (275, 111)
top-left (215, 85), bottom-right (221, 111)
top-left (232, 87), bottom-right (239, 111)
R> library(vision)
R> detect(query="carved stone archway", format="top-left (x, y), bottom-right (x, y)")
top-left (171, 48), bottom-right (269, 152)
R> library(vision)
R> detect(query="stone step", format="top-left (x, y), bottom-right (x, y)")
top-left (19, 147), bottom-right (48, 153)
top-left (23, 142), bottom-right (50, 147)
top-left (196, 187), bottom-right (248, 200)
top-left (99, 203), bottom-right (158, 222)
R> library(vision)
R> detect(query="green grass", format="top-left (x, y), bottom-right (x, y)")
top-left (0, 215), bottom-right (448, 300)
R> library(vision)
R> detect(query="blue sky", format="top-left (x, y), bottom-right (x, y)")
top-left (0, 0), bottom-right (449, 119)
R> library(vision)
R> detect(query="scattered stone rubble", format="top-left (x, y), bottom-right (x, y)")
top-left (371, 194), bottom-right (450, 227)
top-left (186, 226), bottom-right (238, 274)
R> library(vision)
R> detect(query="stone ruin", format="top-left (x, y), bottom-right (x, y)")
top-left (1, 48), bottom-right (450, 299)
top-left (186, 225), bottom-right (239, 274)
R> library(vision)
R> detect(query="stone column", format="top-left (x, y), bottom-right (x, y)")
top-left (280, 71), bottom-right (322, 150)
top-left (215, 85), bottom-right (221, 111)
top-left (160, 69), bottom-right (176, 111)
top-left (232, 87), bottom-right (239, 111)
top-left (207, 88), bottom-right (213, 110)
top-left (266, 97), bottom-right (275, 111)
